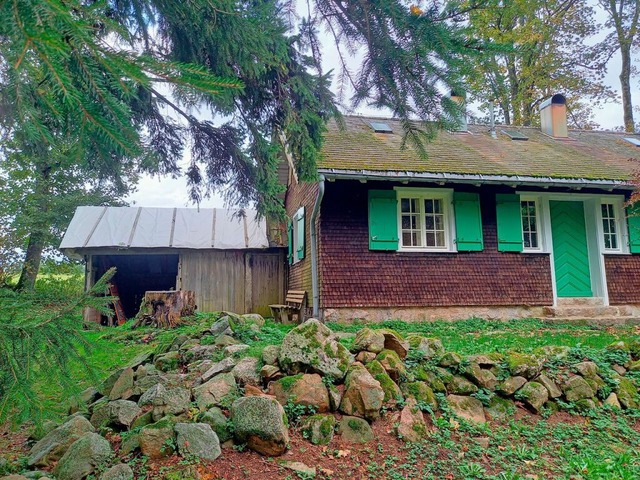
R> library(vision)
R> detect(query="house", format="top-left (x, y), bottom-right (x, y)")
top-left (60, 206), bottom-right (285, 321)
top-left (285, 94), bottom-right (640, 322)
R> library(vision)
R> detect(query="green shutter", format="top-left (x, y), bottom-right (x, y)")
top-left (453, 192), bottom-right (483, 251)
top-left (287, 219), bottom-right (294, 264)
top-left (496, 194), bottom-right (524, 252)
top-left (296, 208), bottom-right (305, 260)
top-left (368, 190), bottom-right (399, 250)
top-left (627, 202), bottom-right (640, 253)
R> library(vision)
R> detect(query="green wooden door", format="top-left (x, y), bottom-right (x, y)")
top-left (549, 201), bottom-right (592, 297)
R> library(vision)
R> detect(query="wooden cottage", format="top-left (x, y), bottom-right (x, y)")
top-left (60, 207), bottom-right (286, 321)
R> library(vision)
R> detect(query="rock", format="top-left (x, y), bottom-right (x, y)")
top-left (401, 382), bottom-right (437, 408)
top-left (231, 396), bottom-right (289, 456)
top-left (98, 368), bottom-right (127, 397)
top-left (439, 352), bottom-right (462, 368)
top-left (407, 335), bottom-right (445, 360)
top-left (0, 476), bottom-right (29, 480)
top-left (239, 313), bottom-right (266, 329)
top-left (214, 334), bottom-right (239, 347)
top-left (270, 374), bottom-right (330, 413)
top-left (352, 328), bottom-right (386, 354)
top-left (108, 367), bottom-right (134, 400)
top-left (281, 461), bottom-right (316, 478)
top-left (53, 433), bottom-right (112, 480)
top-left (154, 351), bottom-right (181, 372)
top-left (339, 363), bottom-right (384, 420)
top-left (139, 418), bottom-right (175, 459)
top-left (472, 437), bottom-right (490, 449)
top-left (89, 398), bottom-right (110, 429)
top-left (517, 382), bottom-right (548, 413)
top-left (193, 373), bottom-right (239, 410)
top-left (574, 399), bottom-right (597, 412)
top-left (175, 423), bottom-right (221, 461)
top-left (628, 360), bottom-right (640, 372)
top-left (210, 317), bottom-right (233, 336)
top-left (446, 395), bottom-right (486, 424)
top-left (200, 407), bottom-right (232, 443)
top-left (378, 329), bottom-right (409, 359)
top-left (497, 376), bottom-right (527, 395)
top-left (612, 364), bottom-right (627, 375)
top-left (327, 384), bottom-right (342, 412)
top-left (465, 364), bottom-right (498, 390)
top-left (562, 376), bottom-right (595, 402)
top-left (108, 400), bottom-right (141, 428)
top-left (119, 432), bottom-right (140, 455)
top-left (506, 353), bottom-right (543, 379)
top-left (366, 361), bottom-right (403, 407)
top-left (414, 367), bottom-right (449, 393)
top-left (28, 416), bottom-right (95, 467)
top-left (356, 351), bottom-right (378, 364)
top-left (537, 374), bottom-right (562, 399)
top-left (375, 349), bottom-right (407, 382)
top-left (484, 395), bottom-right (514, 421)
top-left (616, 377), bottom-right (639, 409)
top-left (183, 345), bottom-right (218, 364)
top-left (201, 357), bottom-right (237, 382)
top-left (396, 397), bottom-right (427, 442)
top-left (604, 393), bottom-right (621, 409)
top-left (224, 344), bottom-right (250, 356)
top-left (100, 464), bottom-right (134, 480)
top-left (231, 357), bottom-right (261, 386)
top-left (170, 334), bottom-right (190, 351)
top-left (69, 387), bottom-right (100, 414)
top-left (260, 365), bottom-right (283, 383)
top-left (301, 414), bottom-right (336, 445)
top-left (138, 384), bottom-right (191, 421)
top-left (574, 361), bottom-right (598, 378)
top-left (262, 345), bottom-right (280, 366)
top-left (279, 319), bottom-right (354, 381)
top-left (337, 416), bottom-right (374, 443)
top-left (447, 375), bottom-right (478, 395)
top-left (468, 354), bottom-right (502, 367)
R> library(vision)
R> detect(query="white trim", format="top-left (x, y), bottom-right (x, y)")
top-left (292, 206), bottom-right (305, 265)
top-left (519, 195), bottom-right (545, 253)
top-left (394, 187), bottom-right (457, 253)
top-left (597, 199), bottom-right (629, 255)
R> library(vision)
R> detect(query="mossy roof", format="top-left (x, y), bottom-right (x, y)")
top-left (319, 116), bottom-right (640, 182)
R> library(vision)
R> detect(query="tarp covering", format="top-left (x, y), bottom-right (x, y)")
top-left (60, 206), bottom-right (270, 251)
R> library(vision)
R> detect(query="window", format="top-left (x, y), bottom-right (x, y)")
top-left (601, 203), bottom-right (619, 251)
top-left (397, 189), bottom-right (454, 251)
top-left (289, 207), bottom-right (305, 264)
top-left (520, 199), bottom-right (541, 250)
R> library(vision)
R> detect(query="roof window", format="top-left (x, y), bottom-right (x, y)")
top-left (369, 121), bottom-right (393, 133)
top-left (501, 129), bottom-right (529, 141)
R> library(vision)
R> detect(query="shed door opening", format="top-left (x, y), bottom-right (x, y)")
top-left (92, 254), bottom-right (179, 321)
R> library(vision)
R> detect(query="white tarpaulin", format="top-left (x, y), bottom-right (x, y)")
top-left (60, 206), bottom-right (270, 251)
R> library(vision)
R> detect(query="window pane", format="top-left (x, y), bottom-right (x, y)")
top-left (435, 215), bottom-right (444, 230)
top-left (425, 231), bottom-right (435, 247)
top-left (433, 199), bottom-right (443, 214)
top-left (402, 216), bottom-right (410, 229)
top-left (524, 234), bottom-right (531, 249)
top-left (425, 199), bottom-right (433, 214)
top-left (401, 198), bottom-right (410, 212)
top-left (402, 232), bottom-right (412, 245)
top-left (530, 233), bottom-right (538, 248)
top-left (425, 216), bottom-right (434, 230)
top-left (601, 203), bottom-right (619, 250)
top-left (435, 231), bottom-right (445, 246)
top-left (604, 235), bottom-right (611, 249)
top-left (520, 200), bottom-right (539, 249)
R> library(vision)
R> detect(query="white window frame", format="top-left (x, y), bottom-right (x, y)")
top-left (292, 206), bottom-right (304, 264)
top-left (520, 195), bottom-right (544, 253)
top-left (598, 199), bottom-right (627, 254)
top-left (394, 187), bottom-right (456, 253)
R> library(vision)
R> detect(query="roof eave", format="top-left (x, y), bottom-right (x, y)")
top-left (318, 168), bottom-right (634, 190)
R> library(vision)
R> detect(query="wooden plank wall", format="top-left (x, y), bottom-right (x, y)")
top-left (178, 250), bottom-right (285, 316)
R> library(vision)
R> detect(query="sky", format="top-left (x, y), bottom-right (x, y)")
top-left (125, 4), bottom-right (639, 210)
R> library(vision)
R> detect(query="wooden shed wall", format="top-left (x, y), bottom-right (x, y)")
top-left (178, 250), bottom-right (285, 316)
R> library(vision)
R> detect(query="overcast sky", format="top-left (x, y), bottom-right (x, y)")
top-left (126, 6), bottom-right (639, 210)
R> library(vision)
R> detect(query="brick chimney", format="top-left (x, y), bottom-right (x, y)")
top-left (539, 94), bottom-right (568, 138)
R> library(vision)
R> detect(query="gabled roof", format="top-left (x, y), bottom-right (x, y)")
top-left (319, 116), bottom-right (640, 187)
top-left (60, 206), bottom-right (269, 252)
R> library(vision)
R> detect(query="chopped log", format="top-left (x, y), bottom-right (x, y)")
top-left (133, 290), bottom-right (197, 328)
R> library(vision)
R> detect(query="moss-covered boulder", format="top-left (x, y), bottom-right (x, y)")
top-left (231, 396), bottom-right (289, 456)
top-left (378, 329), bottom-right (409, 359)
top-left (301, 415), bottom-right (336, 445)
top-left (537, 374), bottom-right (562, 399)
top-left (604, 393), bottom-right (621, 409)
top-left (375, 349), bottom-right (407, 381)
top-left (138, 384), bottom-right (191, 422)
top-left (446, 395), bottom-right (486, 424)
top-left (108, 400), bottom-right (141, 429)
top-left (465, 364), bottom-right (498, 391)
top-left (447, 375), bottom-right (478, 395)
top-left (279, 319), bottom-right (354, 381)
top-left (396, 397), bottom-right (428, 442)
top-left (516, 382), bottom-right (548, 413)
top-left (366, 361), bottom-right (403, 406)
top-left (497, 376), bottom-right (527, 395)
top-left (192, 372), bottom-right (238, 410)
top-left (406, 335), bottom-right (445, 360)
top-left (107, 367), bottom-right (134, 401)
top-left (505, 353), bottom-right (543, 379)
top-left (262, 345), bottom-right (281, 366)
top-left (337, 416), bottom-right (374, 444)
top-left (352, 328), bottom-right (386, 354)
top-left (562, 376), bottom-right (595, 402)
top-left (615, 377), bottom-right (639, 409)
top-left (175, 423), bottom-right (221, 461)
top-left (139, 417), bottom-right (176, 459)
top-left (340, 363), bottom-right (385, 420)
top-left (231, 357), bottom-right (261, 387)
top-left (200, 407), bottom-right (232, 443)
top-left (401, 382), bottom-right (437, 409)
top-left (101, 463), bottom-right (134, 480)
top-left (270, 374), bottom-right (331, 413)
top-left (154, 351), bottom-right (181, 372)
top-left (573, 361), bottom-right (598, 378)
top-left (53, 433), bottom-right (112, 480)
top-left (439, 352), bottom-right (462, 368)
top-left (484, 395), bottom-right (514, 421)
top-left (413, 367), bottom-right (447, 393)
top-left (28, 415), bottom-right (95, 467)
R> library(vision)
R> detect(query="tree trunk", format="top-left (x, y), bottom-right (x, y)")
top-left (133, 290), bottom-right (197, 328)
top-left (619, 43), bottom-right (635, 132)
top-left (15, 231), bottom-right (46, 291)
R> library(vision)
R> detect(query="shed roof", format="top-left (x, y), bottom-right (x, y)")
top-left (319, 116), bottom-right (640, 184)
top-left (60, 206), bottom-right (270, 251)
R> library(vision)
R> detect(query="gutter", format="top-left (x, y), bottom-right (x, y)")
top-left (310, 174), bottom-right (325, 319)
top-left (318, 168), bottom-right (633, 190)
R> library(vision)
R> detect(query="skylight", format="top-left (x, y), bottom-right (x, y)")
top-left (623, 137), bottom-right (640, 147)
top-left (369, 121), bottom-right (393, 133)
top-left (501, 129), bottom-right (529, 141)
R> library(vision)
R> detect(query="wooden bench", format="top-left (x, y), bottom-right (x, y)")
top-left (270, 290), bottom-right (307, 324)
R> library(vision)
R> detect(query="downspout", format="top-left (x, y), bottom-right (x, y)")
top-left (310, 175), bottom-right (325, 319)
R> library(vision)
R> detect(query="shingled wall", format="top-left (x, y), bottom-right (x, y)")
top-left (605, 256), bottom-right (640, 305)
top-left (318, 180), bottom-right (554, 309)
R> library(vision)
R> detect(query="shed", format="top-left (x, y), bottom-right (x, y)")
top-left (60, 206), bottom-right (286, 321)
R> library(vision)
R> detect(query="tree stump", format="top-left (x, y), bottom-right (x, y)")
top-left (133, 290), bottom-right (196, 328)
